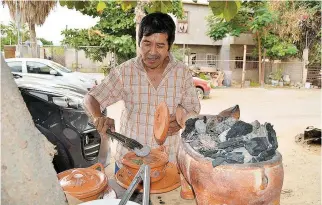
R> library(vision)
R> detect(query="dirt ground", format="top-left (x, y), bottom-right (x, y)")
top-left (104, 88), bottom-right (321, 205)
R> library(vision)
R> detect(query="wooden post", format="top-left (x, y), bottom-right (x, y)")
top-left (241, 45), bottom-right (247, 88)
top-left (262, 48), bottom-right (266, 87)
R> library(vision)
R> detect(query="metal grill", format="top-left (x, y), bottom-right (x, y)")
top-left (82, 129), bottom-right (101, 160)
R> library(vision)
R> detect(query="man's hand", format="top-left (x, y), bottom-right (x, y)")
top-left (167, 115), bottom-right (181, 136)
top-left (93, 116), bottom-right (115, 139)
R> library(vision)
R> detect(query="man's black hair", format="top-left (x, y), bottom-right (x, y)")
top-left (138, 12), bottom-right (176, 50)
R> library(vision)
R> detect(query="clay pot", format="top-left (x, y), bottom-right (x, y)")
top-left (121, 148), bottom-right (169, 183)
top-left (177, 139), bottom-right (284, 205)
top-left (57, 163), bottom-right (109, 202)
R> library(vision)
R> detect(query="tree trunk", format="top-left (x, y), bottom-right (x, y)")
top-left (29, 23), bottom-right (37, 58)
top-left (257, 32), bottom-right (263, 86)
top-left (135, 3), bottom-right (146, 56)
top-left (1, 54), bottom-right (67, 205)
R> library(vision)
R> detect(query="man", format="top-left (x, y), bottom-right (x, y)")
top-left (83, 12), bottom-right (200, 173)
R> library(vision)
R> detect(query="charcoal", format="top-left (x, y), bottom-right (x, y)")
top-left (195, 120), bottom-right (207, 134)
top-left (203, 116), bottom-right (207, 123)
top-left (190, 139), bottom-right (200, 148)
top-left (225, 121), bottom-right (253, 139)
top-left (243, 124), bottom-right (268, 141)
top-left (202, 149), bottom-right (218, 158)
top-left (181, 108), bottom-right (279, 166)
top-left (256, 148), bottom-right (276, 162)
top-left (206, 117), bottom-right (236, 136)
top-left (210, 153), bottom-right (225, 159)
top-left (217, 139), bottom-right (245, 149)
top-left (212, 157), bottom-right (226, 167)
top-left (225, 146), bottom-right (234, 152)
top-left (251, 120), bottom-right (261, 130)
top-left (199, 134), bottom-right (217, 150)
top-left (250, 157), bottom-right (259, 163)
top-left (266, 123), bottom-right (278, 148)
top-left (218, 129), bottom-right (230, 142)
top-left (225, 152), bottom-right (244, 164)
top-left (245, 137), bottom-right (270, 156)
top-left (233, 147), bottom-right (253, 163)
top-left (181, 118), bottom-right (199, 139)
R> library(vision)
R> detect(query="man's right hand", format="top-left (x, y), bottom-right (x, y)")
top-left (93, 116), bottom-right (115, 139)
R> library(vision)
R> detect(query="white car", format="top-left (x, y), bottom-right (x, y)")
top-left (5, 58), bottom-right (98, 91)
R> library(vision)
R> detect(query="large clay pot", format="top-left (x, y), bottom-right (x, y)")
top-left (177, 139), bottom-right (284, 205)
top-left (57, 163), bottom-right (109, 202)
top-left (121, 148), bottom-right (169, 183)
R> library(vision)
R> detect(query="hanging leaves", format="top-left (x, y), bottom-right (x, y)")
top-left (97, 1), bottom-right (106, 14)
top-left (209, 1), bottom-right (241, 22)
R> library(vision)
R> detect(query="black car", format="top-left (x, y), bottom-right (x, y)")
top-left (14, 74), bottom-right (104, 173)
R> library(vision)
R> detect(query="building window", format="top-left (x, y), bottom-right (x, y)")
top-left (206, 54), bottom-right (216, 66)
top-left (235, 56), bottom-right (258, 70)
top-left (235, 56), bottom-right (243, 69)
top-left (177, 11), bottom-right (188, 33)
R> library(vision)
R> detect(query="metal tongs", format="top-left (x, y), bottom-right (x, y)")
top-left (118, 164), bottom-right (151, 205)
top-left (106, 130), bottom-right (151, 157)
top-left (89, 122), bottom-right (151, 157)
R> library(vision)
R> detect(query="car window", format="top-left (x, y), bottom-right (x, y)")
top-left (26, 61), bottom-right (52, 74)
top-left (7, 61), bottom-right (23, 72)
top-left (50, 61), bottom-right (72, 73)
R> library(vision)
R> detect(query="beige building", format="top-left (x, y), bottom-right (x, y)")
top-left (171, 1), bottom-right (304, 84)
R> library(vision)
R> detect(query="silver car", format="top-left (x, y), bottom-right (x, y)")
top-left (5, 58), bottom-right (98, 90)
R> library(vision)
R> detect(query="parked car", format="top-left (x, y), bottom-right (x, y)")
top-left (6, 58), bottom-right (98, 91)
top-left (193, 77), bottom-right (211, 99)
top-left (13, 73), bottom-right (104, 173)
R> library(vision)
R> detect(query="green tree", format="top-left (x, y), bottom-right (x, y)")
top-left (38, 37), bottom-right (53, 46)
top-left (60, 0), bottom-right (184, 62)
top-left (60, 0), bottom-right (242, 63)
top-left (269, 1), bottom-right (321, 65)
top-left (3, 1), bottom-right (56, 57)
top-left (0, 22), bottom-right (30, 50)
top-left (60, 1), bottom-right (137, 63)
top-left (207, 1), bottom-right (298, 85)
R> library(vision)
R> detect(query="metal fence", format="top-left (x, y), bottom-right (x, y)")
top-left (307, 64), bottom-right (322, 83)
top-left (4, 45), bottom-right (310, 85)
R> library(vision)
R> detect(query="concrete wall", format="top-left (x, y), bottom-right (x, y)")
top-left (231, 34), bottom-right (255, 45)
top-left (64, 48), bottom-right (112, 72)
top-left (171, 3), bottom-right (222, 46)
top-left (271, 59), bottom-right (303, 83)
top-left (181, 44), bottom-right (220, 55)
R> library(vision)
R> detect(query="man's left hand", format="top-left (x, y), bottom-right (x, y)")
top-left (167, 115), bottom-right (181, 136)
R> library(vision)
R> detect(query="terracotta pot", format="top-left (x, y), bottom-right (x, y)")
top-left (121, 148), bottom-right (169, 183)
top-left (177, 139), bottom-right (284, 205)
top-left (57, 163), bottom-right (109, 202)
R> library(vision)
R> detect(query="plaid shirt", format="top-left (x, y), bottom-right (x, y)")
top-left (88, 54), bottom-right (201, 166)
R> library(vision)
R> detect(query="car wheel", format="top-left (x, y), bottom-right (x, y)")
top-left (196, 87), bottom-right (204, 99)
top-left (52, 142), bottom-right (73, 173)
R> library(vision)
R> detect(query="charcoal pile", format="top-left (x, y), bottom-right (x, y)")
top-left (181, 115), bottom-right (278, 167)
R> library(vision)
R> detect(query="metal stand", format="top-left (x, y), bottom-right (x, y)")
top-left (118, 164), bottom-right (150, 205)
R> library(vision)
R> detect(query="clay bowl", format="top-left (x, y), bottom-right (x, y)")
top-left (57, 163), bottom-right (109, 202)
top-left (121, 148), bottom-right (169, 183)
top-left (177, 138), bottom-right (284, 205)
